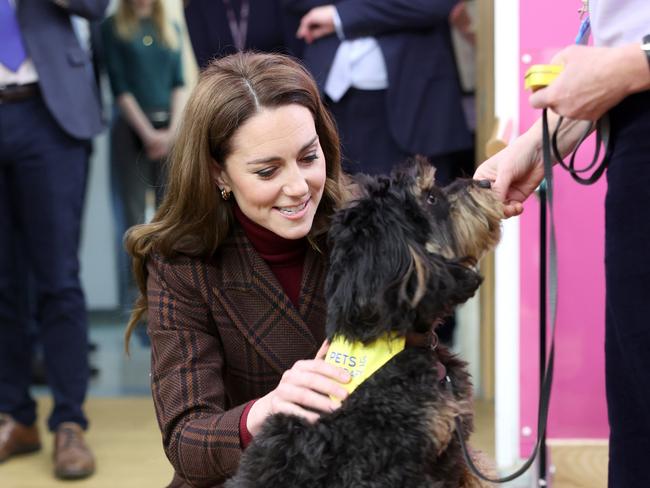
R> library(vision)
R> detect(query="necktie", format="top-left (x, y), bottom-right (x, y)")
top-left (0, 0), bottom-right (28, 72)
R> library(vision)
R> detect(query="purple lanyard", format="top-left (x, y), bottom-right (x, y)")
top-left (222, 0), bottom-right (250, 51)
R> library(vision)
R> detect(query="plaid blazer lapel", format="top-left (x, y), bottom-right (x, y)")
top-left (298, 241), bottom-right (328, 341)
top-left (212, 228), bottom-right (325, 375)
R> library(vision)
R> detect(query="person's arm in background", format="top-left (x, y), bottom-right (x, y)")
top-left (449, 1), bottom-right (475, 45)
top-left (117, 94), bottom-right (169, 160)
top-left (474, 42), bottom-right (650, 218)
top-left (473, 114), bottom-right (589, 218)
top-left (286, 0), bottom-right (456, 44)
top-left (167, 31), bottom-right (187, 138)
top-left (147, 255), bottom-right (349, 487)
top-left (51, 0), bottom-right (108, 20)
top-left (99, 19), bottom-right (168, 160)
top-left (167, 88), bottom-right (186, 138)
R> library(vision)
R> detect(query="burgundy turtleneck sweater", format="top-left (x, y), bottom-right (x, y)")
top-left (232, 204), bottom-right (308, 448)
top-left (233, 204), bottom-right (307, 307)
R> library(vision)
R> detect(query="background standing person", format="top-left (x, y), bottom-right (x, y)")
top-left (101, 0), bottom-right (186, 313)
top-left (474, 1), bottom-right (650, 484)
top-left (124, 52), bottom-right (350, 488)
top-left (183, 0), bottom-right (303, 70)
top-left (0, 0), bottom-right (108, 480)
top-left (283, 0), bottom-right (473, 181)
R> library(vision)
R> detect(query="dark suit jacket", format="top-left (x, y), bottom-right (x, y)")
top-left (147, 226), bottom-right (327, 488)
top-left (16, 0), bottom-right (107, 140)
top-left (283, 0), bottom-right (472, 158)
top-left (184, 0), bottom-right (304, 69)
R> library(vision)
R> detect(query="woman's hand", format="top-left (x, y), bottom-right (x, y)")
top-left (246, 340), bottom-right (350, 435)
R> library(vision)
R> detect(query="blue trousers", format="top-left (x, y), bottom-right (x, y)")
top-left (605, 90), bottom-right (650, 487)
top-left (0, 93), bottom-right (90, 431)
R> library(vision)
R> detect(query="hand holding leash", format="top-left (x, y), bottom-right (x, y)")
top-left (530, 44), bottom-right (648, 121)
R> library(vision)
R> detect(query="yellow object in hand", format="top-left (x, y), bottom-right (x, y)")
top-left (524, 64), bottom-right (563, 92)
top-left (325, 332), bottom-right (406, 399)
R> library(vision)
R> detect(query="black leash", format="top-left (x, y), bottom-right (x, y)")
top-left (551, 114), bottom-right (612, 184)
top-left (454, 110), bottom-right (610, 483)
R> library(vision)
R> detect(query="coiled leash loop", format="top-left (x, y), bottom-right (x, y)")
top-left (552, 114), bottom-right (612, 184)
top-left (452, 107), bottom-right (610, 483)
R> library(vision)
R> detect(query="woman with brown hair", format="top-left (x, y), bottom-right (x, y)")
top-left (125, 52), bottom-right (350, 487)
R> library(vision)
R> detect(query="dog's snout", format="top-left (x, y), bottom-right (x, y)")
top-left (477, 179), bottom-right (492, 189)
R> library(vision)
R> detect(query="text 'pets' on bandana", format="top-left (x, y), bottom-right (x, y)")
top-left (325, 332), bottom-right (406, 399)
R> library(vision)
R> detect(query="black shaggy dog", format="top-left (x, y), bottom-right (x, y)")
top-left (227, 159), bottom-right (502, 488)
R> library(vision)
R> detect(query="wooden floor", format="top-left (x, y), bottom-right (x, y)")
top-left (549, 441), bottom-right (608, 488)
top-left (1, 397), bottom-right (173, 488)
top-left (1, 397), bottom-right (606, 488)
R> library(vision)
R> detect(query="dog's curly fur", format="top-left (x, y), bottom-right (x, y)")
top-left (227, 159), bottom-right (502, 488)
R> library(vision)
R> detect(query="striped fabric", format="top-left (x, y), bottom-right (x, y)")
top-left (147, 226), bottom-right (328, 487)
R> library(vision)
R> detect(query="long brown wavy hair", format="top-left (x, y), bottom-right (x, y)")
top-left (124, 52), bottom-right (342, 349)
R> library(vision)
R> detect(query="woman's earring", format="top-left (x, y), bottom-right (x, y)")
top-left (220, 188), bottom-right (231, 201)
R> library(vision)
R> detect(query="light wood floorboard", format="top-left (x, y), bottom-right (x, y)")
top-left (1, 397), bottom-right (173, 488)
top-left (3, 397), bottom-right (495, 488)
top-left (549, 442), bottom-right (608, 488)
top-left (1, 397), bottom-right (606, 488)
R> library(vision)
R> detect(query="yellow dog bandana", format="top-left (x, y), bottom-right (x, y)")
top-left (325, 332), bottom-right (406, 399)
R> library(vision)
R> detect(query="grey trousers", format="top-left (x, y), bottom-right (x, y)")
top-left (110, 115), bottom-right (166, 310)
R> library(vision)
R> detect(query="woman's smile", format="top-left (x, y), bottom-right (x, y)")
top-left (274, 198), bottom-right (311, 218)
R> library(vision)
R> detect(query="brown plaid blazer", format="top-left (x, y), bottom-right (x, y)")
top-left (147, 226), bottom-right (328, 488)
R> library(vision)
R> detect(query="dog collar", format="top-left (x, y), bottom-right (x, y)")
top-left (325, 332), bottom-right (406, 398)
top-left (404, 331), bottom-right (448, 383)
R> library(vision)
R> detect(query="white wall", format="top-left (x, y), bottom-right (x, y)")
top-left (493, 0), bottom-right (522, 470)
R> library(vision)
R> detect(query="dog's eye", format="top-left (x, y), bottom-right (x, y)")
top-left (427, 193), bottom-right (437, 205)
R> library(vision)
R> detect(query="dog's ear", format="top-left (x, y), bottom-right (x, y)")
top-left (391, 156), bottom-right (436, 197)
top-left (325, 201), bottom-right (422, 342)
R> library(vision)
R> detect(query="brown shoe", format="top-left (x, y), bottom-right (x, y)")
top-left (53, 422), bottom-right (95, 480)
top-left (0, 414), bottom-right (41, 462)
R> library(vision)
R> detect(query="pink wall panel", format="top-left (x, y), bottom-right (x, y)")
top-left (518, 1), bottom-right (609, 456)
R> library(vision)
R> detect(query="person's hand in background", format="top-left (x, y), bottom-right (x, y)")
top-left (449, 1), bottom-right (475, 45)
top-left (296, 5), bottom-right (336, 44)
top-left (144, 129), bottom-right (170, 160)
